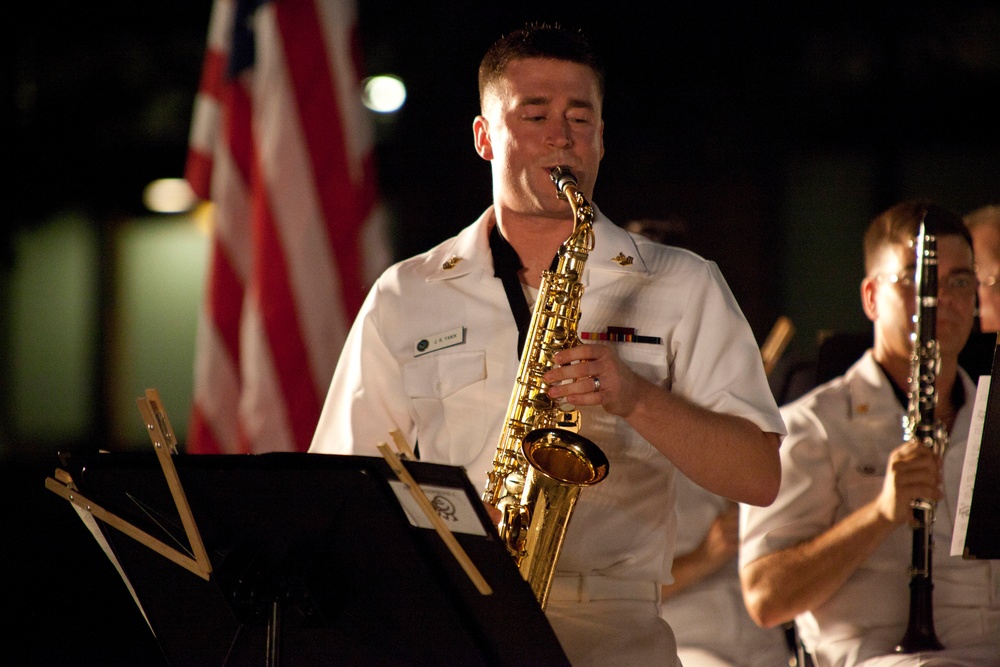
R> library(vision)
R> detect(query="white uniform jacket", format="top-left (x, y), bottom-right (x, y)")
top-left (741, 351), bottom-right (1000, 667)
top-left (312, 206), bottom-right (785, 587)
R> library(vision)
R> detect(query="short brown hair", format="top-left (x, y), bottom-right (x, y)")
top-left (478, 23), bottom-right (605, 109)
top-left (863, 199), bottom-right (971, 274)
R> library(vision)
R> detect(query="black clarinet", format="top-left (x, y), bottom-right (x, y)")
top-left (895, 214), bottom-right (946, 654)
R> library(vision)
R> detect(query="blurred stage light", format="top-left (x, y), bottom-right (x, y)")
top-left (143, 178), bottom-right (198, 214)
top-left (362, 75), bottom-right (406, 113)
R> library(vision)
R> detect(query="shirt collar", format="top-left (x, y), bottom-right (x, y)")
top-left (426, 204), bottom-right (651, 283)
top-left (849, 349), bottom-right (970, 421)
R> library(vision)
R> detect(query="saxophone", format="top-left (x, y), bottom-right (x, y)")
top-left (482, 166), bottom-right (610, 608)
top-left (895, 213), bottom-right (946, 653)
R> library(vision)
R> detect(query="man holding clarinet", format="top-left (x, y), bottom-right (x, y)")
top-left (739, 200), bottom-right (1000, 666)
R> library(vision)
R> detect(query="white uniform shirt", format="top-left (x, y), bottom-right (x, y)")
top-left (661, 475), bottom-right (790, 667)
top-left (741, 351), bottom-right (1000, 667)
top-left (312, 206), bottom-right (785, 664)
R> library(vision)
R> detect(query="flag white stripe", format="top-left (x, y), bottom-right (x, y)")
top-left (238, 298), bottom-right (295, 453)
top-left (192, 306), bottom-right (241, 452)
top-left (207, 0), bottom-right (234, 53)
top-left (212, 145), bottom-right (253, 283)
top-left (188, 95), bottom-right (220, 160)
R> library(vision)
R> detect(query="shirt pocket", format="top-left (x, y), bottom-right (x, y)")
top-left (580, 343), bottom-right (666, 461)
top-left (401, 350), bottom-right (488, 467)
top-left (840, 452), bottom-right (886, 514)
top-left (612, 342), bottom-right (668, 385)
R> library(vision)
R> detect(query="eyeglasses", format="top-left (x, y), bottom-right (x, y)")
top-left (875, 268), bottom-right (978, 297)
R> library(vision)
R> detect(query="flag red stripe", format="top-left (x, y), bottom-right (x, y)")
top-left (186, 404), bottom-right (216, 454)
top-left (201, 47), bottom-right (227, 103)
top-left (187, 41), bottom-right (227, 199)
top-left (206, 241), bottom-right (243, 367)
top-left (188, 402), bottom-right (224, 455)
top-left (184, 149), bottom-right (214, 201)
top-left (275, 1), bottom-right (369, 319)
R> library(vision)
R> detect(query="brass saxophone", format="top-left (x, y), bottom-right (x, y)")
top-left (482, 166), bottom-right (610, 608)
top-left (895, 213), bottom-right (946, 653)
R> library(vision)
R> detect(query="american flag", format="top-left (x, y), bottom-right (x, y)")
top-left (185, 0), bottom-right (389, 454)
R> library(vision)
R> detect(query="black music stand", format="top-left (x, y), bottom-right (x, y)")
top-left (47, 450), bottom-right (569, 666)
top-left (957, 335), bottom-right (1000, 560)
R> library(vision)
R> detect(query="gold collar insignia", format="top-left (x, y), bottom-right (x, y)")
top-left (612, 252), bottom-right (634, 266)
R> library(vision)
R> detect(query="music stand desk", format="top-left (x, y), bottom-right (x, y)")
top-left (49, 451), bottom-right (569, 666)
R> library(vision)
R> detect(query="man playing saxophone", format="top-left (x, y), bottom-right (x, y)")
top-left (740, 201), bottom-right (1000, 666)
top-left (311, 23), bottom-right (783, 666)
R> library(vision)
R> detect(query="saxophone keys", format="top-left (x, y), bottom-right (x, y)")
top-left (504, 471), bottom-right (525, 497)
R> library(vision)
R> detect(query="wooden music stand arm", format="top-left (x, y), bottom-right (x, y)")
top-left (44, 475), bottom-right (209, 580)
top-left (136, 389), bottom-right (211, 575)
top-left (378, 432), bottom-right (492, 596)
top-left (44, 388), bottom-right (212, 581)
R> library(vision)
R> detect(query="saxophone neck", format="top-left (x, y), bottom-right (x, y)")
top-left (550, 166), bottom-right (595, 229)
top-left (563, 194), bottom-right (596, 257)
top-left (566, 184), bottom-right (594, 228)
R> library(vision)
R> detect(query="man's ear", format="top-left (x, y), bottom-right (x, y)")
top-left (473, 115), bottom-right (492, 160)
top-left (861, 277), bottom-right (878, 322)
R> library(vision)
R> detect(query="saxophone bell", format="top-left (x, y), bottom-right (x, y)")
top-left (515, 428), bottom-right (609, 605)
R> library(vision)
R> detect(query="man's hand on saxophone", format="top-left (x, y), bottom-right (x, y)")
top-left (543, 342), bottom-right (634, 414)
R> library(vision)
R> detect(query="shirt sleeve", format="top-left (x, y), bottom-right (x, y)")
top-left (670, 259), bottom-right (786, 438)
top-left (740, 398), bottom-right (840, 568)
top-left (309, 280), bottom-right (416, 456)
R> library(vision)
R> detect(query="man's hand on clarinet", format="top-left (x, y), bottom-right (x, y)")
top-left (877, 439), bottom-right (943, 526)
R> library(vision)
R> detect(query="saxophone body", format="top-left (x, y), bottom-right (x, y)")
top-left (482, 166), bottom-right (610, 608)
top-left (896, 214), bottom-right (946, 653)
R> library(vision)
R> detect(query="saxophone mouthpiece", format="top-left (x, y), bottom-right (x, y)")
top-left (550, 166), bottom-right (578, 198)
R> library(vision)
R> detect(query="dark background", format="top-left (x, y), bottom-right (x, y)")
top-left (5, 1), bottom-right (1000, 663)
top-left (8, 1), bottom-right (1000, 322)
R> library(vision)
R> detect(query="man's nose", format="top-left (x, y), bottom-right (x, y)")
top-left (546, 119), bottom-right (572, 147)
